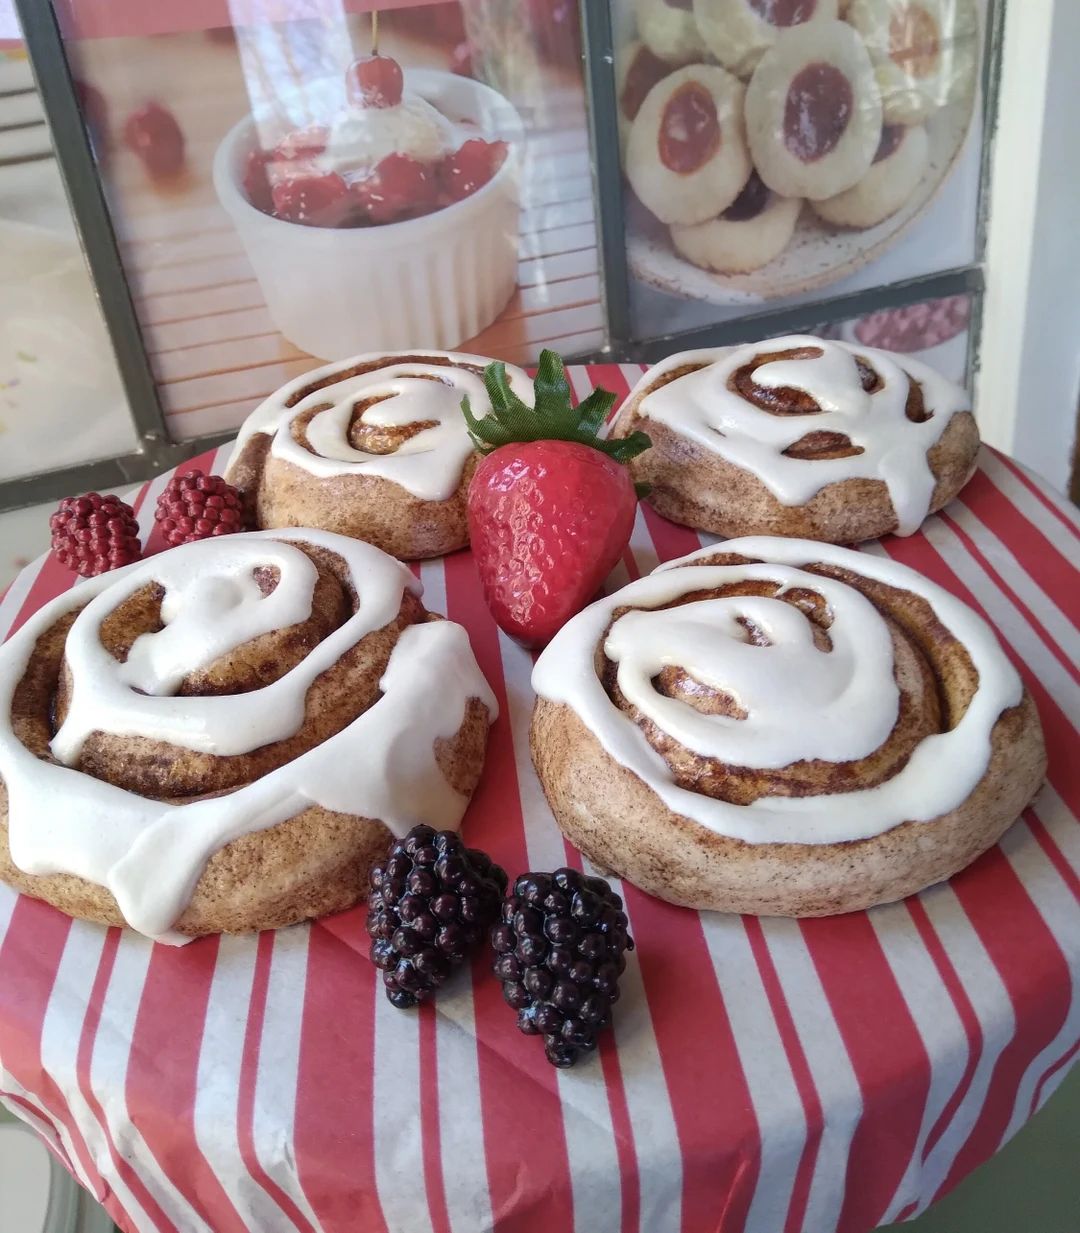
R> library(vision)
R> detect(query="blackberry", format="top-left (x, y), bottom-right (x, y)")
top-left (367, 825), bottom-right (507, 1009)
top-left (492, 867), bottom-right (633, 1067)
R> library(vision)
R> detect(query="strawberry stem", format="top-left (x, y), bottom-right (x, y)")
top-left (462, 351), bottom-right (651, 464)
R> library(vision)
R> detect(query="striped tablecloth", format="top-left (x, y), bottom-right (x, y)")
top-left (1, 365), bottom-right (1077, 1233)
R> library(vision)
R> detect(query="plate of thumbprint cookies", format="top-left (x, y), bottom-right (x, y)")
top-left (618, 0), bottom-right (980, 302)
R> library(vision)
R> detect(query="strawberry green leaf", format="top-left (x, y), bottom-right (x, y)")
top-left (462, 350), bottom-right (651, 465)
top-left (576, 387), bottom-right (617, 436)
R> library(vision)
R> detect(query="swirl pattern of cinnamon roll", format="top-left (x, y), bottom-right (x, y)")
top-left (226, 351), bottom-right (533, 560)
top-left (0, 530), bottom-right (496, 940)
top-left (612, 334), bottom-right (980, 543)
top-left (531, 538), bottom-right (1045, 916)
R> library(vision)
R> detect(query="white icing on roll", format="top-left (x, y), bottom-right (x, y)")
top-left (532, 537), bottom-right (1021, 846)
top-left (0, 529), bottom-right (497, 940)
top-left (225, 350), bottom-right (534, 503)
top-left (631, 336), bottom-right (970, 535)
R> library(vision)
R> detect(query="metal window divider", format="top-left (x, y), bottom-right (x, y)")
top-left (3, 0), bottom-right (232, 516)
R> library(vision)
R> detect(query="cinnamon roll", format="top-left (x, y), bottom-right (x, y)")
top-left (611, 335), bottom-right (979, 543)
top-left (0, 530), bottom-right (495, 940)
top-left (531, 538), bottom-right (1046, 916)
top-left (225, 351), bottom-right (533, 560)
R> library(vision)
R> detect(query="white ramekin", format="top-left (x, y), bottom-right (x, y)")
top-left (214, 70), bottom-right (523, 360)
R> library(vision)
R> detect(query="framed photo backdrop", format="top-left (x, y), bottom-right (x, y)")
top-left (0, 0), bottom-right (1003, 511)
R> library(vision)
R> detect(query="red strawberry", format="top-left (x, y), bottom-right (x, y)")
top-left (463, 352), bottom-right (651, 647)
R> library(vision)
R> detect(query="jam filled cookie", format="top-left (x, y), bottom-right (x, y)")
top-left (670, 170), bottom-right (802, 272)
top-left (745, 20), bottom-right (883, 199)
top-left (848, 0), bottom-right (978, 125)
top-left (616, 39), bottom-right (692, 147)
top-left (812, 121), bottom-right (927, 226)
top-left (694, 0), bottom-right (839, 79)
top-left (610, 335), bottom-right (980, 542)
top-left (635, 0), bottom-right (708, 62)
top-left (626, 64), bottom-right (751, 225)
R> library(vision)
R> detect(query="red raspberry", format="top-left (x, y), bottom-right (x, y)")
top-left (50, 494), bottom-right (142, 578)
top-left (439, 139), bottom-right (508, 203)
top-left (271, 172), bottom-right (351, 226)
top-left (354, 153), bottom-right (438, 224)
top-left (123, 102), bottom-right (185, 178)
top-left (346, 54), bottom-right (404, 108)
top-left (154, 471), bottom-right (248, 547)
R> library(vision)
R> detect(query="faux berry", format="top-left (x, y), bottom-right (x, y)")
top-left (271, 172), bottom-right (351, 226)
top-left (50, 494), bottom-right (141, 577)
top-left (462, 351), bottom-right (651, 647)
top-left (367, 826), bottom-right (508, 1008)
top-left (440, 139), bottom-right (508, 202)
top-left (354, 153), bottom-right (437, 224)
top-left (123, 102), bottom-right (185, 178)
top-left (346, 54), bottom-right (404, 108)
top-left (492, 868), bottom-right (633, 1067)
top-left (153, 471), bottom-right (248, 546)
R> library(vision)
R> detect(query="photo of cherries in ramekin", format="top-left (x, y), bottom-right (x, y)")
top-left (239, 54), bottom-right (509, 230)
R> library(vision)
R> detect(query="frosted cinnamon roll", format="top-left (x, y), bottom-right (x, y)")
top-left (226, 351), bottom-right (533, 560)
top-left (0, 530), bottom-right (495, 940)
top-left (611, 335), bottom-right (979, 543)
top-left (531, 538), bottom-right (1045, 916)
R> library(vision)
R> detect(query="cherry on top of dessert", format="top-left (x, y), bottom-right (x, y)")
top-left (346, 53), bottom-right (405, 108)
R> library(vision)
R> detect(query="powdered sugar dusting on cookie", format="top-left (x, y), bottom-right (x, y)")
top-left (633, 335), bottom-right (970, 535)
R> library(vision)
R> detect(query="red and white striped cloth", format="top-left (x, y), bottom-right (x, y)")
top-left (1, 365), bottom-right (1077, 1233)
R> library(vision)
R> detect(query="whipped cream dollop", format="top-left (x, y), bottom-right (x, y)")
top-left (322, 95), bottom-right (455, 176)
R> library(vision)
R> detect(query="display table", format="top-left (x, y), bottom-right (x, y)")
top-left (1, 364), bottom-right (1077, 1233)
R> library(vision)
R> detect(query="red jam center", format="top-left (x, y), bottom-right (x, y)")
top-left (889, 4), bottom-right (940, 79)
top-left (873, 124), bottom-right (905, 163)
top-left (659, 82), bottom-right (721, 174)
top-left (748, 0), bottom-right (819, 26)
top-left (622, 45), bottom-right (674, 121)
top-left (783, 62), bottom-right (853, 163)
top-left (723, 171), bottom-right (770, 221)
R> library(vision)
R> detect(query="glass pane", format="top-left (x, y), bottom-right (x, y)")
top-left (610, 0), bottom-right (989, 341)
top-left (0, 36), bottom-right (135, 482)
top-left (53, 0), bottom-right (604, 442)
